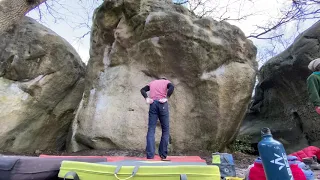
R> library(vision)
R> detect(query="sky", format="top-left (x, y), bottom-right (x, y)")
top-left (27, 0), bottom-right (100, 63)
top-left (27, 0), bottom-right (319, 65)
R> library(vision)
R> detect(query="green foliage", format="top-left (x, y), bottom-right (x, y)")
top-left (228, 135), bottom-right (254, 154)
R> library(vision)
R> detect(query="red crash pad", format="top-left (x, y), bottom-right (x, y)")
top-left (106, 155), bottom-right (206, 162)
top-left (39, 154), bottom-right (206, 162)
top-left (40, 155), bottom-right (107, 161)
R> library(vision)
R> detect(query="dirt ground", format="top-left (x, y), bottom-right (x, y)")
top-left (0, 149), bottom-right (257, 178)
top-left (0, 149), bottom-right (256, 165)
top-left (3, 149), bottom-right (320, 179)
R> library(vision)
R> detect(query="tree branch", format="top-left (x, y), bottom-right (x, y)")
top-left (248, 0), bottom-right (320, 39)
top-left (247, 34), bottom-right (284, 40)
top-left (0, 0), bottom-right (48, 34)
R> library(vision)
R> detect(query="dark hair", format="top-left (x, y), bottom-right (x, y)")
top-left (158, 77), bottom-right (167, 80)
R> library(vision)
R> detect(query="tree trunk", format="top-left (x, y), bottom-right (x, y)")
top-left (0, 0), bottom-right (47, 34)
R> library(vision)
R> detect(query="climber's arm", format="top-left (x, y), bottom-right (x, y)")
top-left (140, 85), bottom-right (150, 99)
top-left (167, 83), bottom-right (174, 98)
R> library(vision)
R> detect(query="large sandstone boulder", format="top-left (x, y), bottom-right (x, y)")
top-left (239, 21), bottom-right (320, 153)
top-left (0, 17), bottom-right (85, 153)
top-left (69, 0), bottom-right (257, 152)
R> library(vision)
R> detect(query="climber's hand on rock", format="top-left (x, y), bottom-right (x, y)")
top-left (146, 97), bottom-right (154, 104)
top-left (159, 98), bottom-right (168, 103)
top-left (315, 107), bottom-right (320, 115)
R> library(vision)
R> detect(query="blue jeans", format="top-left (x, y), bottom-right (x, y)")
top-left (146, 100), bottom-right (169, 159)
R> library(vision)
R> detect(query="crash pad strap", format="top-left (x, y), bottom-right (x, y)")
top-left (180, 174), bottom-right (187, 180)
top-left (114, 166), bottom-right (139, 180)
top-left (64, 171), bottom-right (80, 180)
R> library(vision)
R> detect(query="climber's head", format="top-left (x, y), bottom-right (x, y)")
top-left (158, 76), bottom-right (168, 80)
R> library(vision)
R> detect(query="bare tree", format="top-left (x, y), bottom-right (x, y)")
top-left (174, 0), bottom-right (257, 21)
top-left (0, 0), bottom-right (101, 38)
top-left (30, 0), bottom-right (101, 40)
top-left (0, 0), bottom-right (48, 34)
top-left (175, 0), bottom-right (320, 63)
top-left (175, 0), bottom-right (319, 39)
top-left (2, 0), bottom-right (319, 63)
top-left (248, 0), bottom-right (320, 39)
top-left (247, 0), bottom-right (320, 63)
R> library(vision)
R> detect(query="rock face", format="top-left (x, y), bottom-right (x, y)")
top-left (239, 21), bottom-right (320, 153)
top-left (69, 0), bottom-right (257, 152)
top-left (0, 17), bottom-right (85, 153)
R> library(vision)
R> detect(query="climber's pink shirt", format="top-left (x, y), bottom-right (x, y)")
top-left (148, 79), bottom-right (171, 100)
